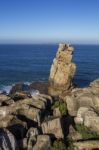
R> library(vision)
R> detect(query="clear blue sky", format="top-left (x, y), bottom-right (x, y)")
top-left (0, 0), bottom-right (99, 44)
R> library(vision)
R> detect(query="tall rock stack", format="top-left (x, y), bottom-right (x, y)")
top-left (48, 43), bottom-right (76, 96)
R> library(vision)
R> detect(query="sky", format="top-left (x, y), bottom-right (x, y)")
top-left (0, 0), bottom-right (99, 44)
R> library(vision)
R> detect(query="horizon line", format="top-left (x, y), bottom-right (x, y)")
top-left (0, 42), bottom-right (99, 45)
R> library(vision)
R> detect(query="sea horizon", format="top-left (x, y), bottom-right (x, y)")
top-left (0, 44), bottom-right (99, 93)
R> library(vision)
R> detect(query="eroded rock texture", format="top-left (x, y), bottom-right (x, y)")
top-left (48, 43), bottom-right (76, 96)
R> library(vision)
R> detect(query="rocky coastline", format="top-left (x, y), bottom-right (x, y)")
top-left (0, 44), bottom-right (99, 150)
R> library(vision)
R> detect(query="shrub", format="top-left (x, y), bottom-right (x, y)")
top-left (51, 100), bottom-right (67, 116)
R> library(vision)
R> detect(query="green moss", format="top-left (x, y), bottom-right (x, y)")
top-left (50, 140), bottom-right (67, 150)
top-left (75, 124), bottom-right (99, 139)
top-left (67, 138), bottom-right (75, 150)
top-left (52, 101), bottom-right (60, 109)
top-left (52, 100), bottom-right (67, 116)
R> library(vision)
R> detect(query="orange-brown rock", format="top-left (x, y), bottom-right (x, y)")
top-left (48, 43), bottom-right (76, 96)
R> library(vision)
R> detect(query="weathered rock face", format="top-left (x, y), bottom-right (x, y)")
top-left (74, 107), bottom-right (99, 134)
top-left (64, 80), bottom-right (99, 117)
top-left (0, 94), bottom-right (52, 128)
top-left (33, 135), bottom-right (51, 150)
top-left (0, 94), bottom-right (10, 103)
top-left (48, 43), bottom-right (76, 96)
top-left (0, 129), bottom-right (19, 150)
top-left (63, 79), bottom-right (99, 138)
top-left (74, 141), bottom-right (99, 150)
top-left (41, 118), bottom-right (64, 139)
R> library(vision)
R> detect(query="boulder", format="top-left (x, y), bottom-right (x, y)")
top-left (0, 129), bottom-right (19, 150)
top-left (30, 82), bottom-right (49, 94)
top-left (41, 118), bottom-right (64, 139)
top-left (74, 107), bottom-right (89, 124)
top-left (0, 94), bottom-right (10, 103)
top-left (74, 107), bottom-right (99, 134)
top-left (68, 125), bottom-right (82, 141)
top-left (11, 91), bottom-right (31, 100)
top-left (53, 107), bottom-right (61, 117)
top-left (8, 117), bottom-right (27, 140)
top-left (26, 128), bottom-right (39, 150)
top-left (9, 83), bottom-right (30, 95)
top-left (48, 43), bottom-right (76, 96)
top-left (0, 115), bottom-right (14, 128)
top-left (26, 127), bottom-right (39, 138)
top-left (93, 93), bottom-right (99, 107)
top-left (33, 135), bottom-right (51, 150)
top-left (65, 90), bottom-right (95, 116)
top-left (0, 97), bottom-right (45, 125)
top-left (65, 95), bottom-right (78, 116)
top-left (83, 110), bottom-right (99, 134)
top-left (74, 140), bottom-right (99, 150)
top-left (90, 79), bottom-right (99, 88)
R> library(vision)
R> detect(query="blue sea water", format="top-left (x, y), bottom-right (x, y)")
top-left (0, 44), bottom-right (99, 91)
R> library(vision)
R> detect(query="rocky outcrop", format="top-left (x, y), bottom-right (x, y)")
top-left (64, 80), bottom-right (99, 116)
top-left (41, 117), bottom-right (64, 139)
top-left (0, 92), bottom-right (53, 149)
top-left (74, 107), bottom-right (99, 134)
top-left (9, 83), bottom-right (30, 95)
top-left (74, 141), bottom-right (99, 150)
top-left (0, 129), bottom-right (19, 150)
top-left (48, 43), bottom-right (76, 96)
top-left (0, 94), bottom-right (52, 128)
top-left (63, 79), bottom-right (99, 149)
top-left (0, 44), bottom-right (99, 150)
top-left (33, 135), bottom-right (51, 150)
top-left (0, 94), bottom-right (10, 103)
top-left (30, 82), bottom-right (49, 94)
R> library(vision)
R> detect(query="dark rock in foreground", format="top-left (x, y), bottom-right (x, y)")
top-left (0, 129), bottom-right (19, 150)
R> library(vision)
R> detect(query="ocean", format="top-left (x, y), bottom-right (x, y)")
top-left (0, 44), bottom-right (99, 92)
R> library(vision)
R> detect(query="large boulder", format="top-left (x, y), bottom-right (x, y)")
top-left (48, 43), bottom-right (76, 96)
top-left (64, 86), bottom-right (99, 116)
top-left (74, 107), bottom-right (99, 134)
top-left (41, 118), bottom-right (64, 139)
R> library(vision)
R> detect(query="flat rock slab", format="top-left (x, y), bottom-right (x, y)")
top-left (74, 140), bottom-right (99, 150)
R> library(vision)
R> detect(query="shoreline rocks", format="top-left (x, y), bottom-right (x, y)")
top-left (0, 43), bottom-right (99, 149)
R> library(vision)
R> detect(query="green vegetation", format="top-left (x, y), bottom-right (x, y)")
top-left (50, 140), bottom-right (67, 150)
top-left (51, 100), bottom-right (67, 116)
top-left (67, 138), bottom-right (74, 150)
top-left (75, 124), bottom-right (99, 139)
